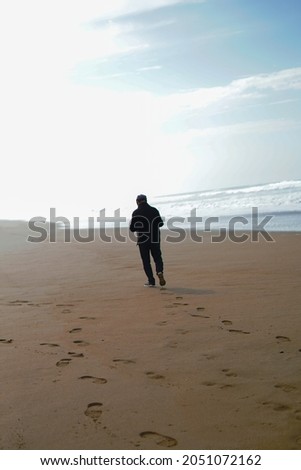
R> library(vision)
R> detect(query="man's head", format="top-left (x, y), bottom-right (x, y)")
top-left (136, 194), bottom-right (147, 205)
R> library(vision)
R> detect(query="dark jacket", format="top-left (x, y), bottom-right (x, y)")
top-left (130, 202), bottom-right (164, 244)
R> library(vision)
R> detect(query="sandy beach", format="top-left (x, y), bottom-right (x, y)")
top-left (0, 221), bottom-right (301, 450)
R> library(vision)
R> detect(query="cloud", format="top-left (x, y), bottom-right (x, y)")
top-left (182, 119), bottom-right (301, 140)
top-left (160, 67), bottom-right (301, 117)
top-left (137, 65), bottom-right (162, 72)
top-left (268, 99), bottom-right (300, 106)
top-left (231, 68), bottom-right (301, 92)
top-left (89, 0), bottom-right (207, 20)
top-left (193, 28), bottom-right (244, 44)
top-left (0, 1), bottom-right (200, 78)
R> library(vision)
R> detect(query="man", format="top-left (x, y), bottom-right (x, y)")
top-left (130, 194), bottom-right (166, 287)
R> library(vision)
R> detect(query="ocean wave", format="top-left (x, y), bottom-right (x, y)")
top-left (153, 180), bottom-right (301, 224)
top-left (155, 180), bottom-right (301, 203)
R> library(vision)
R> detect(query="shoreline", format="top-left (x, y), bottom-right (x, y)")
top-left (1, 220), bottom-right (301, 252)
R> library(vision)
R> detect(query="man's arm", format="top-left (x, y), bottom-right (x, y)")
top-left (156, 209), bottom-right (164, 228)
top-left (129, 212), bottom-right (136, 232)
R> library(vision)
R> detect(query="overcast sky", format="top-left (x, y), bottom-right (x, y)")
top-left (1, 0), bottom-right (301, 218)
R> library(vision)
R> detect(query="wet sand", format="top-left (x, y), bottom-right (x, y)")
top-left (0, 222), bottom-right (301, 449)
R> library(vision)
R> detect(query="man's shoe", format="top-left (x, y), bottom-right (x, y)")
top-left (144, 281), bottom-right (155, 287)
top-left (157, 272), bottom-right (166, 286)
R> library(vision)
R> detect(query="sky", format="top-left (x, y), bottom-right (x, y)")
top-left (1, 0), bottom-right (301, 219)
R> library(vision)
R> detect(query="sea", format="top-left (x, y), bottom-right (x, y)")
top-left (2, 179), bottom-right (300, 234)
top-left (151, 180), bottom-right (301, 232)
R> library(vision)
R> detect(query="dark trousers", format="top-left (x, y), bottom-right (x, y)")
top-left (138, 241), bottom-right (164, 283)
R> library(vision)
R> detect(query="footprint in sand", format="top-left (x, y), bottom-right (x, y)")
top-left (176, 328), bottom-right (190, 335)
top-left (202, 381), bottom-right (216, 387)
top-left (73, 340), bottom-right (89, 346)
top-left (140, 431), bottom-right (177, 448)
top-left (166, 341), bottom-right (178, 349)
top-left (203, 353), bottom-right (216, 360)
top-left (295, 435), bottom-right (301, 447)
top-left (156, 321), bottom-right (168, 326)
top-left (56, 358), bottom-right (72, 367)
top-left (220, 384), bottom-right (235, 389)
top-left (222, 369), bottom-right (238, 377)
top-left (56, 304), bottom-right (75, 307)
top-left (79, 376), bottom-right (107, 384)
top-left (40, 342), bottom-right (60, 347)
top-left (190, 307), bottom-right (208, 317)
top-left (229, 329), bottom-right (250, 335)
top-left (145, 371), bottom-right (165, 380)
top-left (69, 328), bottom-right (82, 334)
top-left (294, 410), bottom-right (301, 421)
top-left (85, 402), bottom-right (103, 421)
top-left (276, 336), bottom-right (291, 343)
top-left (68, 352), bottom-right (84, 358)
top-left (166, 311), bottom-right (177, 317)
top-left (113, 358), bottom-right (136, 364)
top-left (0, 338), bottom-right (13, 344)
top-left (222, 320), bottom-right (233, 326)
top-left (190, 312), bottom-right (210, 318)
top-left (274, 383), bottom-right (297, 393)
top-left (262, 401), bottom-right (291, 412)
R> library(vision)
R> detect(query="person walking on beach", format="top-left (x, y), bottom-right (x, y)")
top-left (130, 194), bottom-right (166, 287)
